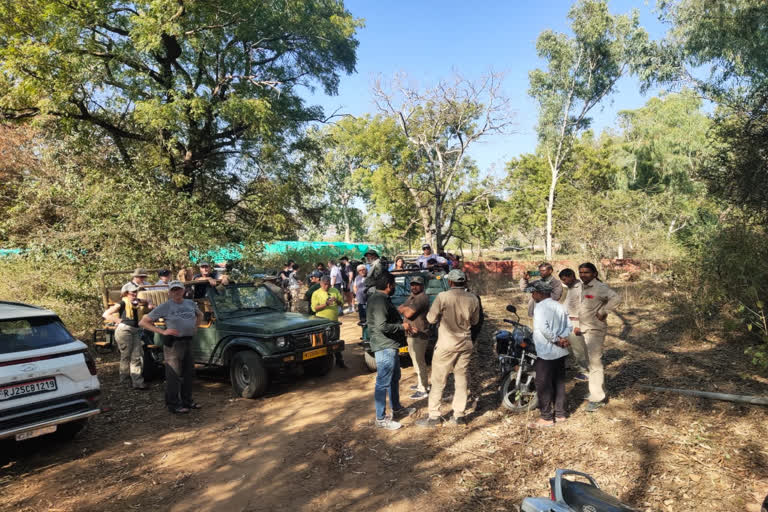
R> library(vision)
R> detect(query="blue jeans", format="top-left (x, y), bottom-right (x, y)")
top-left (374, 348), bottom-right (402, 420)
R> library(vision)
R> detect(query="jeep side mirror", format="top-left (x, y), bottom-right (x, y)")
top-left (506, 305), bottom-right (517, 314)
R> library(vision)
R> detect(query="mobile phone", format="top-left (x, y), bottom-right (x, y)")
top-left (528, 270), bottom-right (541, 277)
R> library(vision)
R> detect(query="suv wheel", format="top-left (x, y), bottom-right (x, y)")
top-left (230, 351), bottom-right (268, 398)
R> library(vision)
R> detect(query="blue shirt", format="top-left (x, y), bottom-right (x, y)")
top-left (532, 298), bottom-right (572, 360)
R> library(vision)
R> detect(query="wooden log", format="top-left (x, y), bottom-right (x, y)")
top-left (638, 385), bottom-right (768, 406)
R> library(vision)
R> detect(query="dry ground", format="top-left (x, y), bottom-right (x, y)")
top-left (1, 277), bottom-right (767, 511)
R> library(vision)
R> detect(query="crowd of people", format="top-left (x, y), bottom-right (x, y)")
top-left (100, 254), bottom-right (619, 426)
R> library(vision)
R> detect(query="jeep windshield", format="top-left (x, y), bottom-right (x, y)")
top-left (210, 284), bottom-right (284, 317)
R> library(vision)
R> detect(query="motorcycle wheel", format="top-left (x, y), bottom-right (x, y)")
top-left (500, 371), bottom-right (538, 412)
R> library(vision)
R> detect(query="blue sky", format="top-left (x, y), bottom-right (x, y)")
top-left (306, 0), bottom-right (668, 176)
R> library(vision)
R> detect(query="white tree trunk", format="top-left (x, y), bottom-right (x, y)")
top-left (545, 167), bottom-right (558, 260)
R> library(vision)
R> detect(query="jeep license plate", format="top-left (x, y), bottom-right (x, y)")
top-left (398, 346), bottom-right (409, 353)
top-left (302, 347), bottom-right (328, 360)
top-left (16, 425), bottom-right (57, 441)
top-left (0, 378), bottom-right (57, 401)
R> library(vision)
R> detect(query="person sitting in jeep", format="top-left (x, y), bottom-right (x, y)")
top-left (192, 261), bottom-right (229, 299)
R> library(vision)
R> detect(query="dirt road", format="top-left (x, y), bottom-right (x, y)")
top-left (2, 281), bottom-right (768, 511)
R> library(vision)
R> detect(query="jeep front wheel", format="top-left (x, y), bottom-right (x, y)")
top-left (230, 351), bottom-right (268, 398)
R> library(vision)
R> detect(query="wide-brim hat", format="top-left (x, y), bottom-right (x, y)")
top-left (131, 268), bottom-right (148, 277)
top-left (121, 282), bottom-right (140, 293)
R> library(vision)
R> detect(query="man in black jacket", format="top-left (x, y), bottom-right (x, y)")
top-left (367, 272), bottom-right (415, 430)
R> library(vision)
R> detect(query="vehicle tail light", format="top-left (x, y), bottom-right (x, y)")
top-left (83, 351), bottom-right (98, 375)
top-left (550, 485), bottom-right (555, 501)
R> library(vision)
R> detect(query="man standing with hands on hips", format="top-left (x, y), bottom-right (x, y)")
top-left (140, 281), bottom-right (203, 414)
top-left (575, 262), bottom-right (620, 412)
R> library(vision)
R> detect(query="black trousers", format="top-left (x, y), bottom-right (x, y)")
top-left (534, 356), bottom-right (567, 421)
top-left (164, 337), bottom-right (194, 409)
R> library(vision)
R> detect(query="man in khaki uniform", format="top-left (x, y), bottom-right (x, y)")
top-left (416, 270), bottom-right (480, 427)
top-left (519, 262), bottom-right (563, 318)
top-left (559, 268), bottom-right (588, 380)
top-left (574, 263), bottom-right (620, 412)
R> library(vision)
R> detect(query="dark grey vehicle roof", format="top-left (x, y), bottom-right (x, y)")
top-left (0, 301), bottom-right (58, 321)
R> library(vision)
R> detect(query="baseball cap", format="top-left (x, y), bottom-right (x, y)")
top-left (524, 280), bottom-right (553, 293)
top-left (364, 249), bottom-right (378, 256)
top-left (121, 282), bottom-right (139, 293)
top-left (422, 244), bottom-right (431, 250)
top-left (157, 269), bottom-right (171, 277)
top-left (168, 280), bottom-right (185, 290)
top-left (445, 269), bottom-right (467, 283)
top-left (356, 264), bottom-right (366, 271)
top-left (198, 261), bottom-right (211, 267)
top-left (309, 270), bottom-right (323, 279)
top-left (131, 268), bottom-right (148, 277)
top-left (410, 276), bottom-right (425, 285)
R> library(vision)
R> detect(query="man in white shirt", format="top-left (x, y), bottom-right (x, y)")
top-left (526, 280), bottom-right (572, 428)
top-left (328, 259), bottom-right (344, 292)
top-left (416, 244), bottom-right (447, 269)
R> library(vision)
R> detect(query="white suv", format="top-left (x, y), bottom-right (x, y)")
top-left (0, 301), bottom-right (101, 442)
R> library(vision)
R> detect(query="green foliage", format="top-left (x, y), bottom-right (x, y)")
top-left (527, 0), bottom-right (649, 258)
top-left (0, 0), bottom-right (361, 198)
top-left (371, 73), bottom-right (512, 250)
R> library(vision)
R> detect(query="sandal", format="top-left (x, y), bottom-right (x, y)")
top-left (184, 402), bottom-right (202, 410)
top-left (170, 406), bottom-right (190, 414)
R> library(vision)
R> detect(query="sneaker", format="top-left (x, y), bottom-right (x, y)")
top-left (585, 401), bottom-right (605, 412)
top-left (574, 373), bottom-right (589, 382)
top-left (375, 418), bottom-right (402, 430)
top-left (415, 417), bottom-right (441, 428)
top-left (409, 391), bottom-right (429, 400)
top-left (392, 407), bottom-right (416, 420)
top-left (409, 384), bottom-right (419, 391)
top-left (447, 416), bottom-right (467, 426)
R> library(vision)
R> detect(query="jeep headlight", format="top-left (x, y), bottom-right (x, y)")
top-left (275, 336), bottom-right (289, 349)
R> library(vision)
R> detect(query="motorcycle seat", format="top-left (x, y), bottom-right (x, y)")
top-left (560, 479), bottom-right (638, 512)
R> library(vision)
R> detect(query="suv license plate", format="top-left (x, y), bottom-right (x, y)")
top-left (302, 347), bottom-right (328, 360)
top-left (16, 425), bottom-right (57, 441)
top-left (0, 378), bottom-right (58, 401)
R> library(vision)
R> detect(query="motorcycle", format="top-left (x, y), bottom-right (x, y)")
top-left (494, 304), bottom-right (538, 412)
top-left (522, 469), bottom-right (639, 512)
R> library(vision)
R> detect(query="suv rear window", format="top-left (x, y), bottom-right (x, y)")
top-left (0, 316), bottom-right (76, 354)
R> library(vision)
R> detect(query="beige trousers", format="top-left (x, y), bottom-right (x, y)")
top-left (115, 324), bottom-right (145, 387)
top-left (568, 331), bottom-right (589, 373)
top-left (407, 335), bottom-right (429, 392)
top-left (428, 347), bottom-right (471, 419)
top-left (583, 329), bottom-right (607, 402)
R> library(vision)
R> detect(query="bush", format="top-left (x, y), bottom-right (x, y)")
top-left (671, 214), bottom-right (768, 369)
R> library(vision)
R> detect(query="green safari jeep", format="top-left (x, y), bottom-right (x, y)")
top-left (149, 281), bottom-right (344, 398)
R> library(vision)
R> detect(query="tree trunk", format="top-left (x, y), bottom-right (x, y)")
top-left (545, 166), bottom-right (558, 260)
top-left (343, 207), bottom-right (351, 243)
top-left (618, 243), bottom-right (624, 259)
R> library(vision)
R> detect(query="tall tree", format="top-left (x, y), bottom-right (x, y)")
top-left (0, 1), bottom-right (361, 199)
top-left (371, 73), bottom-right (513, 251)
top-left (651, 0), bottom-right (768, 220)
top-left (528, 0), bottom-right (648, 259)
